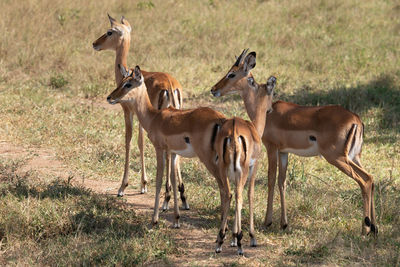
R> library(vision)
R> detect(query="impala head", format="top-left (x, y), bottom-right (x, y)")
top-left (92, 14), bottom-right (131, 51)
top-left (249, 75), bottom-right (277, 113)
top-left (107, 65), bottom-right (144, 105)
top-left (211, 49), bottom-right (256, 97)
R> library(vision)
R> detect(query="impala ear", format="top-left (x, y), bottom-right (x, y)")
top-left (243, 52), bottom-right (256, 74)
top-left (266, 76), bottom-right (277, 95)
top-left (120, 16), bottom-right (132, 32)
top-left (134, 65), bottom-right (142, 81)
top-left (108, 13), bottom-right (117, 26)
top-left (247, 77), bottom-right (256, 89)
top-left (119, 64), bottom-right (130, 78)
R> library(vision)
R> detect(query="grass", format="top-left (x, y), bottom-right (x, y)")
top-left (0, 0), bottom-right (399, 265)
top-left (0, 159), bottom-right (177, 265)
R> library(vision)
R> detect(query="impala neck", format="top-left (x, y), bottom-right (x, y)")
top-left (252, 94), bottom-right (268, 137)
top-left (238, 74), bottom-right (268, 137)
top-left (115, 37), bottom-right (131, 85)
top-left (128, 82), bottom-right (158, 131)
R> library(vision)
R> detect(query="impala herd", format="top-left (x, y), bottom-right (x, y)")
top-left (92, 15), bottom-right (377, 255)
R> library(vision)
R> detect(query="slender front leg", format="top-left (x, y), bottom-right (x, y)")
top-left (176, 156), bottom-right (190, 210)
top-left (278, 152), bottom-right (289, 229)
top-left (152, 149), bottom-right (166, 225)
top-left (264, 144), bottom-right (278, 227)
top-left (162, 152), bottom-right (172, 211)
top-left (248, 163), bottom-right (258, 247)
top-left (118, 105), bottom-right (133, 197)
top-left (170, 153), bottom-right (181, 228)
top-left (138, 124), bottom-right (148, 193)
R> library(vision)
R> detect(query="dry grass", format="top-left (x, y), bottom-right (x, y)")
top-left (0, 0), bottom-right (399, 265)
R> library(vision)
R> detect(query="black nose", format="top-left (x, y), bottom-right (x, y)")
top-left (107, 96), bottom-right (111, 101)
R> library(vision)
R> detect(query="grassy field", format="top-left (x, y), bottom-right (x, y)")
top-left (0, 0), bottom-right (399, 265)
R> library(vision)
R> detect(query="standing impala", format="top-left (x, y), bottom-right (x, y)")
top-left (92, 14), bottom-right (187, 210)
top-left (107, 57), bottom-right (275, 255)
top-left (211, 49), bottom-right (377, 236)
top-left (215, 75), bottom-right (276, 255)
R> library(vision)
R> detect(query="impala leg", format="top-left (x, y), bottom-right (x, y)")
top-left (352, 154), bottom-right (362, 167)
top-left (328, 156), bottom-right (376, 236)
top-left (171, 153), bottom-right (180, 228)
top-left (278, 152), bottom-right (289, 229)
top-left (370, 181), bottom-right (377, 236)
top-left (264, 145), bottom-right (278, 227)
top-left (351, 155), bottom-right (377, 235)
top-left (118, 106), bottom-right (133, 197)
top-left (216, 178), bottom-right (229, 234)
top-left (248, 163), bottom-right (258, 247)
top-left (138, 124), bottom-right (148, 193)
top-left (216, 178), bottom-right (231, 254)
top-left (231, 204), bottom-right (238, 247)
top-left (348, 159), bottom-right (377, 236)
top-left (176, 156), bottom-right (189, 210)
top-left (162, 152), bottom-right (172, 211)
top-left (233, 172), bottom-right (246, 256)
top-left (152, 150), bottom-right (166, 225)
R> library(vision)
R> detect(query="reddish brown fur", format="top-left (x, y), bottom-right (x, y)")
top-left (108, 63), bottom-right (274, 254)
top-left (92, 15), bottom-right (183, 203)
top-left (211, 49), bottom-right (376, 236)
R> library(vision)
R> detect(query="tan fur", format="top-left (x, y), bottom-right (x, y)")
top-left (92, 15), bottom-right (183, 202)
top-left (108, 64), bottom-right (273, 254)
top-left (211, 49), bottom-right (376, 236)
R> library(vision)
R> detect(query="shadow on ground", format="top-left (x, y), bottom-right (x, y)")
top-left (280, 74), bottom-right (400, 133)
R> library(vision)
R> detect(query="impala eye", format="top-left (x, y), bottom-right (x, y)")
top-left (107, 31), bottom-right (112, 36)
top-left (227, 73), bottom-right (236, 79)
top-left (125, 83), bottom-right (132, 88)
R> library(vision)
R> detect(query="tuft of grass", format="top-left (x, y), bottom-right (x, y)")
top-left (50, 74), bottom-right (68, 89)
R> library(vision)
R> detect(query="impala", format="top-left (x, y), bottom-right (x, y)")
top-left (215, 75), bottom-right (276, 255)
top-left (92, 14), bottom-right (187, 210)
top-left (107, 57), bottom-right (275, 254)
top-left (211, 49), bottom-right (377, 236)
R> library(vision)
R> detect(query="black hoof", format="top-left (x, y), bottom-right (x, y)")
top-left (370, 224), bottom-right (378, 237)
top-left (282, 224), bottom-right (288, 230)
top-left (364, 217), bottom-right (371, 227)
top-left (264, 222), bottom-right (272, 228)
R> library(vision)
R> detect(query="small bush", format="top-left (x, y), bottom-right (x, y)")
top-left (50, 75), bottom-right (68, 89)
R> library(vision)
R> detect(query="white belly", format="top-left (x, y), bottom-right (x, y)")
top-left (171, 144), bottom-right (196, 158)
top-left (281, 144), bottom-right (320, 157)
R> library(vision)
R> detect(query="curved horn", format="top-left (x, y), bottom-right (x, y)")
top-left (234, 48), bottom-right (249, 66)
top-left (108, 13), bottom-right (117, 25)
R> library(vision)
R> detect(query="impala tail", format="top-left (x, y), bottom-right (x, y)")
top-left (345, 122), bottom-right (364, 161)
top-left (221, 118), bottom-right (246, 180)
